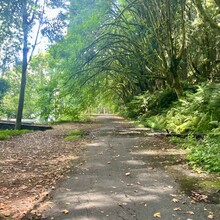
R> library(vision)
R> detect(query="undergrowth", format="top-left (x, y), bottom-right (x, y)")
top-left (64, 129), bottom-right (86, 141)
top-left (0, 129), bottom-right (31, 140)
top-left (170, 135), bottom-right (220, 173)
top-left (122, 83), bottom-right (220, 173)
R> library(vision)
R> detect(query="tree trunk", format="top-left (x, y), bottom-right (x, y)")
top-left (15, 1), bottom-right (28, 130)
top-left (173, 74), bottom-right (183, 98)
top-left (169, 58), bottom-right (183, 99)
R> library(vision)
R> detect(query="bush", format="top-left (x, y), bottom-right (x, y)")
top-left (142, 115), bottom-right (166, 130)
top-left (124, 88), bottom-right (177, 119)
top-left (187, 136), bottom-right (220, 173)
top-left (169, 135), bottom-right (220, 173)
top-left (165, 83), bottom-right (220, 133)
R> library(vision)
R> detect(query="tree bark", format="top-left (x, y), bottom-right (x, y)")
top-left (15, 1), bottom-right (28, 130)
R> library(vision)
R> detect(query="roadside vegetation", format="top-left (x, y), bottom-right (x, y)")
top-left (122, 84), bottom-right (220, 173)
top-left (0, 129), bottom-right (31, 140)
top-left (64, 129), bottom-right (86, 141)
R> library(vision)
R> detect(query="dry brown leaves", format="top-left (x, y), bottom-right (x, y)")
top-left (0, 122), bottom-right (100, 219)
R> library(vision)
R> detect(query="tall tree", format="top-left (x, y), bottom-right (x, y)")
top-left (44, 0), bottom-right (114, 118)
top-left (0, 0), bottom-right (68, 129)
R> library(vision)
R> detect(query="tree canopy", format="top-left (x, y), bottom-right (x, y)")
top-left (0, 0), bottom-right (219, 121)
top-left (0, 0), bottom-right (220, 172)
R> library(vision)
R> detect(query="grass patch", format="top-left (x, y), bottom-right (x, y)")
top-left (199, 180), bottom-right (220, 192)
top-left (64, 129), bottom-right (86, 141)
top-left (0, 129), bottom-right (31, 140)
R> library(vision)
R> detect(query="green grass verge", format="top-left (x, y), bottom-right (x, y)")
top-left (0, 129), bottom-right (31, 140)
top-left (64, 129), bottom-right (86, 141)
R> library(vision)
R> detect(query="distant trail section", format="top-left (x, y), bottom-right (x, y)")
top-left (34, 115), bottom-right (220, 220)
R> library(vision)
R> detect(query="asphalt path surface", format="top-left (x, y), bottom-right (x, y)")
top-left (39, 115), bottom-right (219, 220)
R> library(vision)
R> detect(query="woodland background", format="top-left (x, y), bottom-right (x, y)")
top-left (0, 0), bottom-right (220, 173)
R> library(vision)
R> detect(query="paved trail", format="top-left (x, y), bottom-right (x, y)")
top-left (39, 115), bottom-right (219, 220)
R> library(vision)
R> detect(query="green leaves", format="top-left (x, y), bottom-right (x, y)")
top-left (0, 78), bottom-right (10, 101)
top-left (187, 136), bottom-right (220, 173)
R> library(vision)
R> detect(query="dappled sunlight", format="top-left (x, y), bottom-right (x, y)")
top-left (114, 193), bottom-right (159, 202)
top-left (131, 149), bottom-right (186, 156)
top-left (138, 186), bottom-right (174, 194)
top-left (73, 193), bottom-right (115, 210)
top-left (122, 159), bottom-right (146, 166)
top-left (46, 188), bottom-right (162, 217)
top-left (86, 142), bottom-right (106, 148)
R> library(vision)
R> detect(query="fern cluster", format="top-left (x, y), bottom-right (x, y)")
top-left (165, 84), bottom-right (220, 134)
top-left (123, 83), bottom-right (220, 173)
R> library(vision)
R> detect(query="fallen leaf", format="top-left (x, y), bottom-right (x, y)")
top-left (208, 214), bottom-right (214, 219)
top-left (62, 209), bottom-right (69, 214)
top-left (170, 194), bottom-right (178, 197)
top-left (153, 212), bottom-right (161, 218)
top-left (186, 211), bottom-right (194, 215)
top-left (174, 207), bottom-right (182, 211)
top-left (172, 198), bottom-right (179, 203)
top-left (191, 200), bottom-right (196, 204)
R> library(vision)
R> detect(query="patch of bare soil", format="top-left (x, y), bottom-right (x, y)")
top-left (0, 121), bottom-right (101, 220)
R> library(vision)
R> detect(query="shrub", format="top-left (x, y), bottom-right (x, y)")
top-left (187, 136), bottom-right (220, 173)
top-left (170, 135), bottom-right (220, 173)
top-left (164, 83), bottom-right (220, 133)
top-left (142, 115), bottom-right (166, 130)
top-left (124, 88), bottom-right (178, 119)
